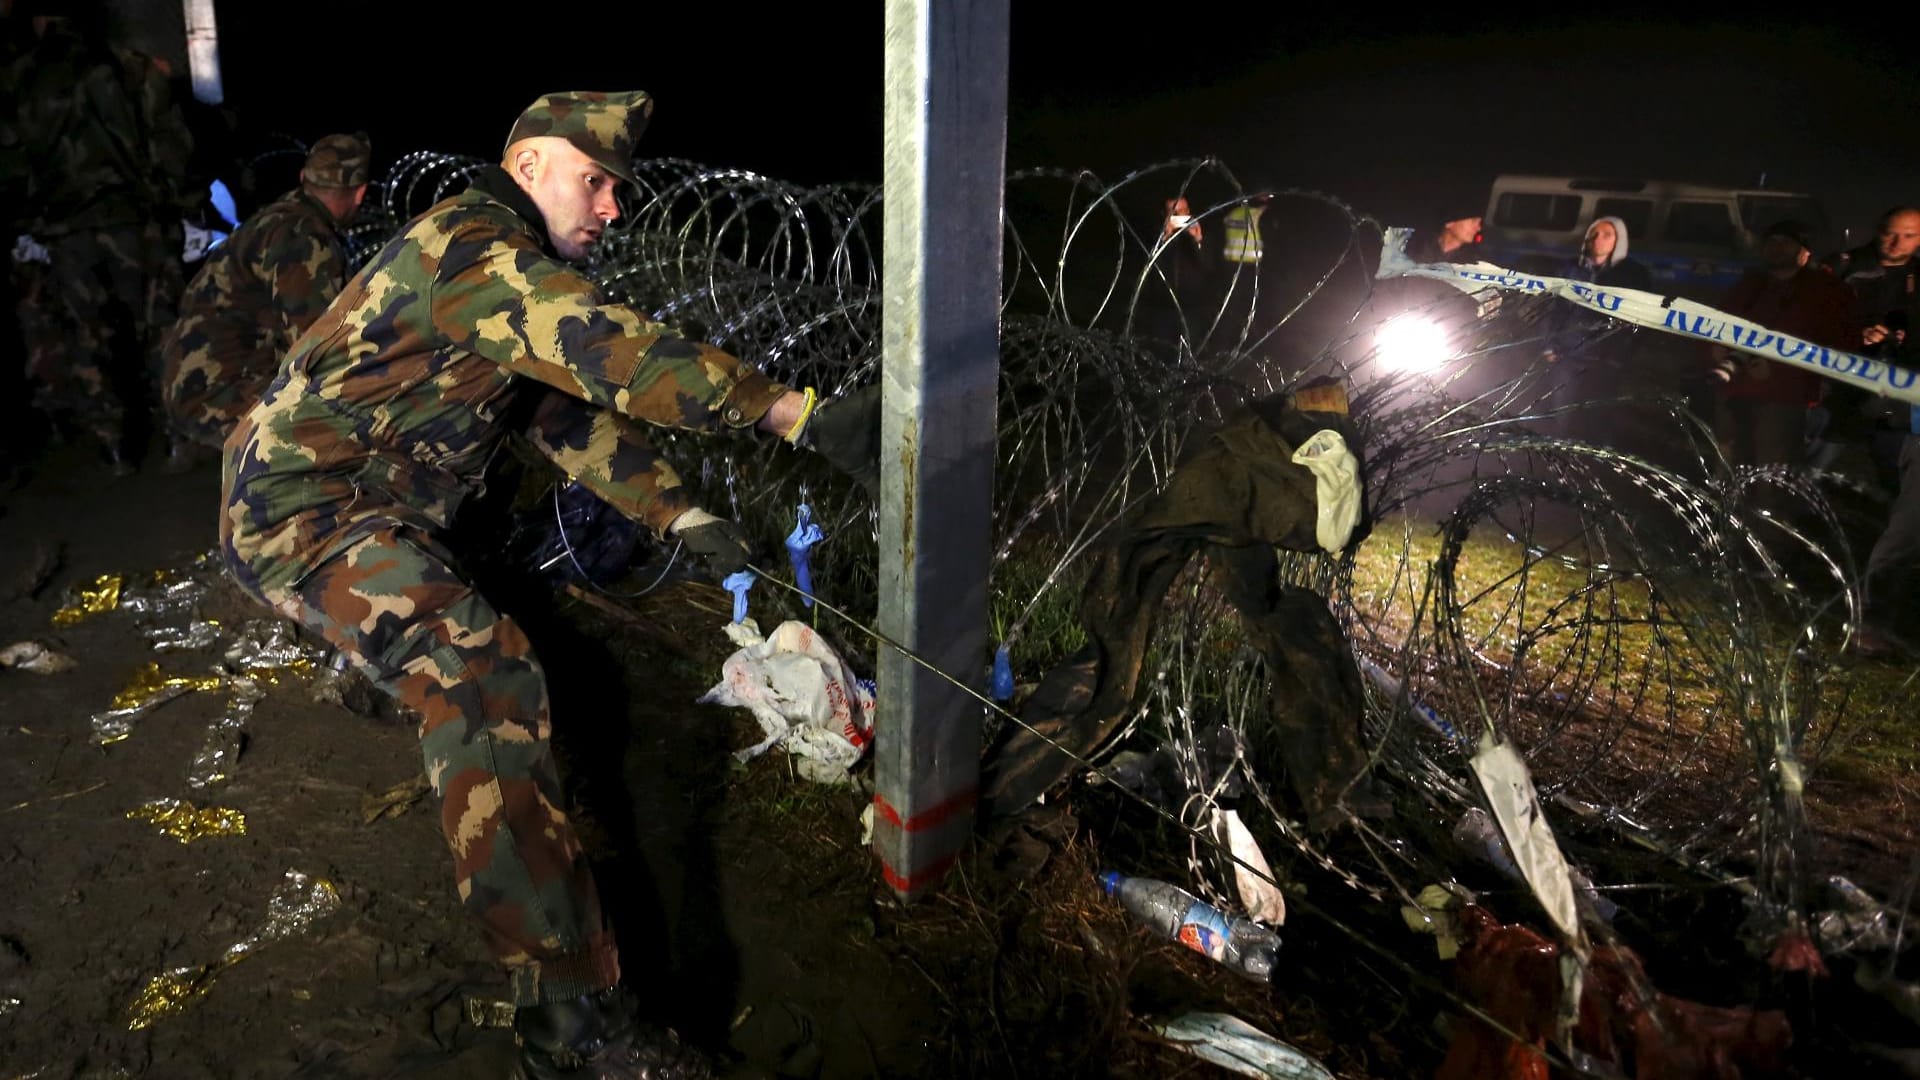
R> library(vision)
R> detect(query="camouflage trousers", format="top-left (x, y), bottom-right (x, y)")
top-left (18, 223), bottom-right (182, 448)
top-left (235, 525), bottom-right (621, 1006)
top-left (162, 336), bottom-right (274, 450)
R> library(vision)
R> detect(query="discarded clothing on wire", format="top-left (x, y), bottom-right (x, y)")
top-left (981, 386), bottom-right (1384, 829)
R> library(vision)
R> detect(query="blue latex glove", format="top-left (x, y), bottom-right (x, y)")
top-left (723, 570), bottom-right (756, 624)
top-left (785, 504), bottom-right (825, 607)
top-left (990, 643), bottom-right (1015, 701)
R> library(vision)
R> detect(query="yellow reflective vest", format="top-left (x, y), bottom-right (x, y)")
top-left (1223, 204), bottom-right (1265, 264)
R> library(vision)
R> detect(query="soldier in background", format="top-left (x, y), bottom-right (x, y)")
top-left (161, 133), bottom-right (370, 462)
top-left (2, 3), bottom-right (197, 473)
top-left (220, 91), bottom-right (879, 1079)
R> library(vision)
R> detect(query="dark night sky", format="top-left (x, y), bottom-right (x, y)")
top-left (210, 7), bottom-right (1920, 241)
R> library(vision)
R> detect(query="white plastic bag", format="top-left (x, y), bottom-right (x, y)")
top-left (1289, 429), bottom-right (1361, 553)
top-left (699, 619), bottom-right (875, 784)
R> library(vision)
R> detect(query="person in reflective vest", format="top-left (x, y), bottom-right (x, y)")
top-left (1222, 198), bottom-right (1267, 264)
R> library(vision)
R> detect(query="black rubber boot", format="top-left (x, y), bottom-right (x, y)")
top-left (510, 987), bottom-right (715, 1080)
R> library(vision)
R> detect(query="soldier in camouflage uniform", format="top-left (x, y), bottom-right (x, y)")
top-left (3, 8), bottom-right (196, 472)
top-left (221, 91), bottom-right (878, 1080)
top-left (160, 132), bottom-right (371, 456)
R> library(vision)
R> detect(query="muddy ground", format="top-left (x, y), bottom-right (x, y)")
top-left (3, 435), bottom-right (1918, 1080)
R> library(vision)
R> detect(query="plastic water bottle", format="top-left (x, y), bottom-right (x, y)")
top-left (1099, 871), bottom-right (1279, 982)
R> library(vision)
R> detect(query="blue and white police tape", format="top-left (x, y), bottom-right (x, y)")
top-left (1377, 227), bottom-right (1920, 407)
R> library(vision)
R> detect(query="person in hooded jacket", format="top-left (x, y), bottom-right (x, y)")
top-left (1542, 216), bottom-right (1652, 361)
top-left (1536, 216), bottom-right (1654, 438)
top-left (1568, 216), bottom-right (1652, 290)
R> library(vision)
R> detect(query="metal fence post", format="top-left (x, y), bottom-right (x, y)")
top-left (872, 0), bottom-right (1009, 899)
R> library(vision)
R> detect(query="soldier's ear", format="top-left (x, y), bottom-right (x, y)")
top-left (511, 145), bottom-right (538, 185)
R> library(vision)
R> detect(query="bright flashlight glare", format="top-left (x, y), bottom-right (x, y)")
top-left (1375, 315), bottom-right (1451, 374)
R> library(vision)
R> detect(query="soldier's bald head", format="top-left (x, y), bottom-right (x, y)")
top-left (504, 137), bottom-right (621, 262)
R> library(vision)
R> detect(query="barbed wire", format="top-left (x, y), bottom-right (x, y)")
top-left (332, 150), bottom-right (1919, 953)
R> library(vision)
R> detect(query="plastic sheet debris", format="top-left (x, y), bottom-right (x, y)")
top-left (184, 628), bottom-right (318, 785)
top-left (1400, 883), bottom-right (1471, 960)
top-left (1454, 807), bottom-right (1617, 923)
top-left (784, 504), bottom-right (823, 607)
top-left (0, 641), bottom-right (76, 675)
top-left (126, 797), bottom-right (247, 843)
top-left (1152, 1012), bottom-right (1334, 1080)
top-left (49, 573), bottom-right (123, 627)
top-left (92, 620), bottom-right (318, 762)
top-left (1814, 875), bottom-right (1899, 955)
top-left (125, 869), bottom-right (340, 1030)
top-left (185, 711), bottom-right (247, 789)
top-left (1210, 807), bottom-right (1286, 925)
top-left (465, 996), bottom-right (516, 1030)
top-left (0, 995), bottom-right (18, 1016)
top-left (699, 619), bottom-right (875, 784)
top-left (185, 678), bottom-right (263, 790)
top-left (361, 774), bottom-right (432, 824)
top-left (89, 663), bottom-right (224, 745)
top-left (1469, 737), bottom-right (1586, 957)
top-left (116, 569), bottom-right (211, 620)
top-left (143, 619), bottom-right (222, 653)
top-left (221, 619), bottom-right (316, 672)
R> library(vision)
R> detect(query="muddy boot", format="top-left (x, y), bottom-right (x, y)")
top-left (511, 987), bottom-right (715, 1080)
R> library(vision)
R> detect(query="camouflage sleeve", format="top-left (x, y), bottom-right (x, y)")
top-left (521, 388), bottom-right (693, 537)
top-left (432, 214), bottom-right (791, 431)
top-left (127, 52), bottom-right (196, 213)
top-left (254, 216), bottom-right (347, 343)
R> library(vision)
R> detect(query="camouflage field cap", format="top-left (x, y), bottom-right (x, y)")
top-left (301, 133), bottom-right (372, 188)
top-left (503, 91), bottom-right (653, 185)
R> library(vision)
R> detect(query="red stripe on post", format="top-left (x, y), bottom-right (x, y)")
top-left (878, 851), bottom-right (961, 893)
top-left (871, 787), bottom-right (977, 833)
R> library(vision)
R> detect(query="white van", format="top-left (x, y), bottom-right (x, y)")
top-left (1479, 175), bottom-right (1831, 299)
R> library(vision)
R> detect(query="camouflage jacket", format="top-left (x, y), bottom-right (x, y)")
top-left (223, 167), bottom-right (789, 593)
top-left (165, 188), bottom-right (349, 381)
top-left (0, 22), bottom-right (195, 234)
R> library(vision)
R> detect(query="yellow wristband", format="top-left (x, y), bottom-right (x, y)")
top-left (784, 386), bottom-right (819, 444)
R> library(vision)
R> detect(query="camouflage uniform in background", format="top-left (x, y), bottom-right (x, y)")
top-left (221, 92), bottom-right (793, 1007)
top-left (162, 134), bottom-right (371, 449)
top-left (3, 17), bottom-right (195, 458)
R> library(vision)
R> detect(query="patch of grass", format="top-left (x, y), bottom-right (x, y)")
top-left (990, 539), bottom-right (1091, 677)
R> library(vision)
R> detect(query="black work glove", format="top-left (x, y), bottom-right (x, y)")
top-left (802, 384), bottom-right (882, 495)
top-left (670, 510), bottom-right (754, 580)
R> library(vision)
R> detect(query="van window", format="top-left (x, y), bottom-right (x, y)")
top-left (1739, 195), bottom-right (1828, 239)
top-left (1666, 201), bottom-right (1737, 245)
top-left (1592, 198), bottom-right (1653, 241)
top-left (1493, 192), bottom-right (1581, 231)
